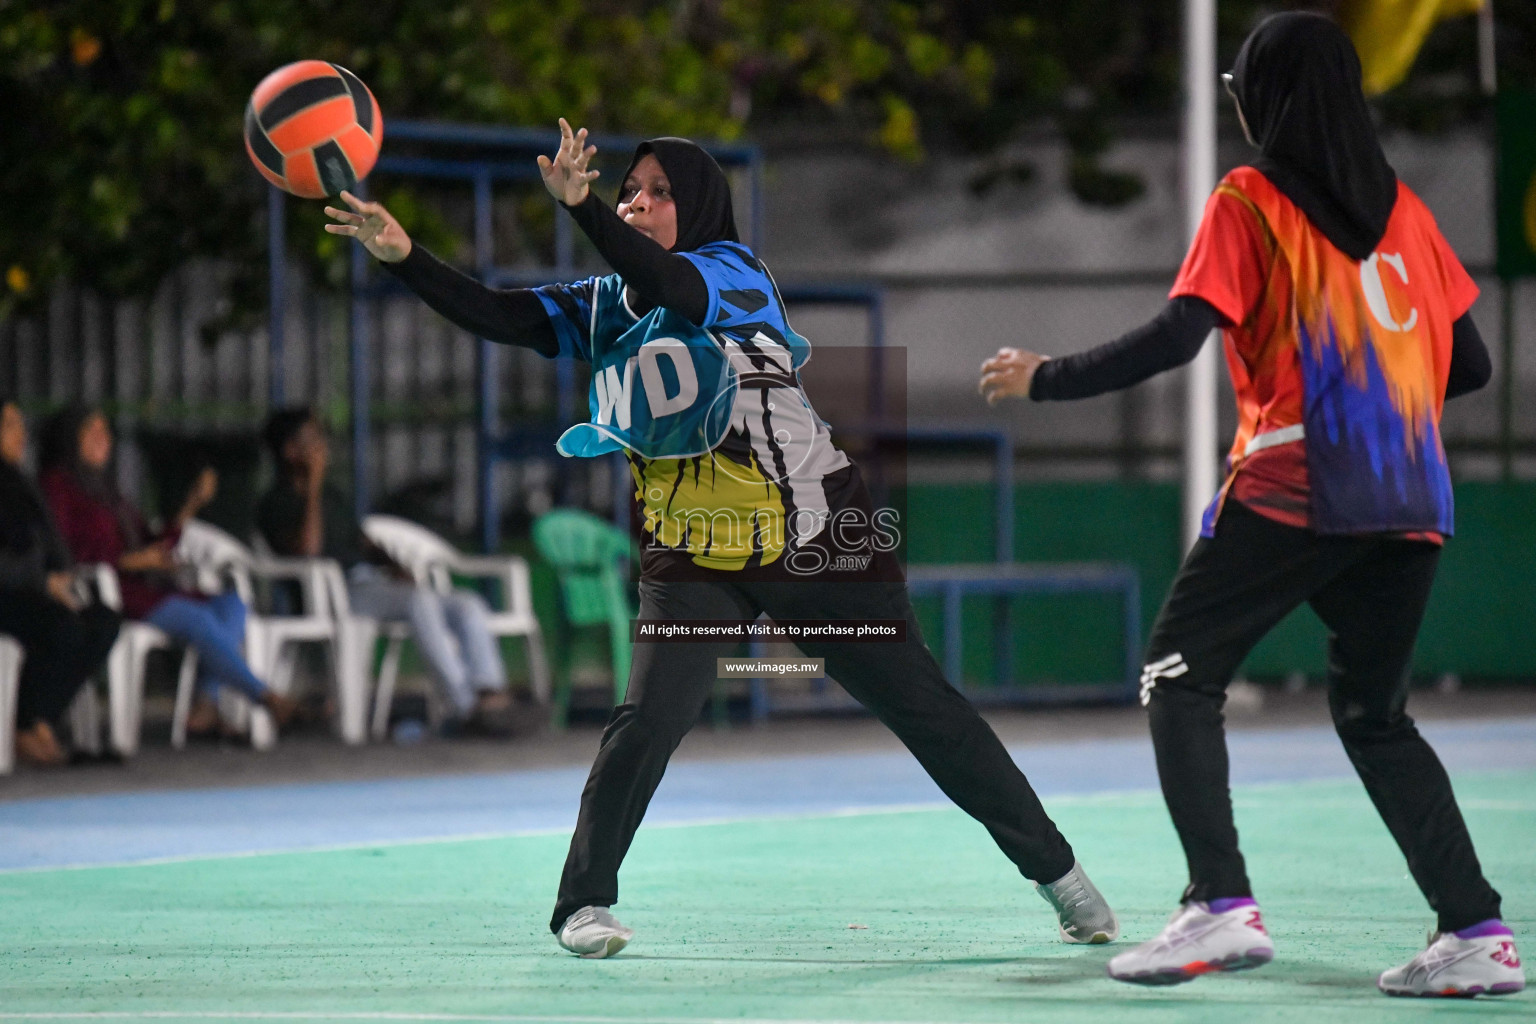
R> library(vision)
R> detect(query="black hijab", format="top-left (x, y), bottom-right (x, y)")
top-left (1229, 12), bottom-right (1398, 261)
top-left (0, 400), bottom-right (71, 575)
top-left (620, 138), bottom-right (739, 252)
top-left (0, 400), bottom-right (40, 551)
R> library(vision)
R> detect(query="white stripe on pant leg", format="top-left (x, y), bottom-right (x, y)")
top-left (1140, 653), bottom-right (1189, 706)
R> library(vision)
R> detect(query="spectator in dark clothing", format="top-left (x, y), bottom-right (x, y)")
top-left (0, 400), bottom-right (120, 766)
top-left (258, 408), bottom-right (514, 735)
top-left (39, 406), bottom-right (297, 738)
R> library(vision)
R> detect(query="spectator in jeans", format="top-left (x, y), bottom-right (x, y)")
top-left (257, 408), bottom-right (515, 736)
top-left (40, 406), bottom-right (298, 739)
top-left (0, 400), bottom-right (121, 766)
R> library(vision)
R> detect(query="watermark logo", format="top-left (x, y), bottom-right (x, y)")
top-left (639, 502), bottom-right (903, 577)
top-left (783, 506), bottom-right (901, 576)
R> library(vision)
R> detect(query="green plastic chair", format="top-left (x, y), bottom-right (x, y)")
top-left (532, 509), bottom-right (635, 728)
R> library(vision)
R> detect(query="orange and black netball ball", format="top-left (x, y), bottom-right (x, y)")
top-left (244, 61), bottom-right (382, 199)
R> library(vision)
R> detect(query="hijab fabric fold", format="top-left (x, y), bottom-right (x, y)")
top-left (1229, 12), bottom-right (1398, 261)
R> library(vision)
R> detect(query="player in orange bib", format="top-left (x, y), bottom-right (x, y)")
top-left (980, 13), bottom-right (1522, 997)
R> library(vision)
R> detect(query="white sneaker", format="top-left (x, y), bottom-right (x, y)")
top-left (556, 906), bottom-right (634, 959)
top-left (1108, 900), bottom-right (1274, 985)
top-left (1378, 927), bottom-right (1524, 998)
top-left (1037, 861), bottom-right (1119, 943)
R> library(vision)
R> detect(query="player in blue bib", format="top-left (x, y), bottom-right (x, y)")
top-left (325, 119), bottom-right (1118, 958)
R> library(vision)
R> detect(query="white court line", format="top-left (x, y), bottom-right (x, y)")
top-left (0, 802), bottom-right (953, 877)
top-left (0, 788), bottom-right (1178, 877)
top-left (0, 1014), bottom-right (981, 1024)
top-left (4, 769), bottom-right (1527, 879)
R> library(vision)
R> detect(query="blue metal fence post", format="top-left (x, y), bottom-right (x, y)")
top-left (748, 638), bottom-right (769, 723)
top-left (1122, 569), bottom-right (1143, 702)
top-left (553, 204), bottom-right (577, 431)
top-left (993, 431), bottom-right (1015, 685)
top-left (349, 180), bottom-right (372, 521)
top-left (554, 200), bottom-right (574, 270)
top-left (473, 168), bottom-right (499, 553)
top-left (268, 186), bottom-right (286, 408)
top-left (993, 432), bottom-right (1013, 562)
top-left (942, 582), bottom-right (964, 686)
top-left (868, 289), bottom-right (886, 422)
top-left (552, 197), bottom-right (579, 507)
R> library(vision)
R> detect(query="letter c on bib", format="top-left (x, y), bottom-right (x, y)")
top-left (637, 338), bottom-right (699, 419)
top-left (1360, 252), bottom-right (1419, 333)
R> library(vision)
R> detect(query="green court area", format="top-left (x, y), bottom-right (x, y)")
top-left (1, 772), bottom-right (1530, 1024)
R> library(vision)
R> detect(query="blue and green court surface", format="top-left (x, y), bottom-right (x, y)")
top-left (0, 717), bottom-right (1531, 1023)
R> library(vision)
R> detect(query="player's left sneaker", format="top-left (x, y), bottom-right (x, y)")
top-left (1107, 898), bottom-right (1273, 985)
top-left (1036, 860), bottom-right (1119, 943)
top-left (556, 906), bottom-right (633, 959)
top-left (1377, 921), bottom-right (1524, 998)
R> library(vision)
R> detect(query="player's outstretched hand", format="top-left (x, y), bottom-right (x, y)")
top-left (324, 191), bottom-right (412, 263)
top-left (979, 347), bottom-right (1050, 405)
top-left (538, 117), bottom-right (600, 206)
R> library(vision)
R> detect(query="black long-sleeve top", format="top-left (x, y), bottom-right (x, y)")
top-left (1029, 296), bottom-right (1492, 402)
top-left (0, 462), bottom-right (72, 591)
top-left (383, 193), bottom-right (709, 356)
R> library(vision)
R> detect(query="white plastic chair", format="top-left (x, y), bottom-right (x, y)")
top-left (0, 634), bottom-right (22, 774)
top-left (87, 563), bottom-right (202, 757)
top-left (364, 617), bottom-right (417, 741)
top-left (360, 515), bottom-right (550, 739)
top-left (176, 520), bottom-right (372, 749)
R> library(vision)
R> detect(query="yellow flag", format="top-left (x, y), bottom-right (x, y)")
top-left (1341, 0), bottom-right (1485, 95)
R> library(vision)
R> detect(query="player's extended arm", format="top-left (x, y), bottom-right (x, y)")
top-left (324, 190), bottom-right (560, 356)
top-left (993, 302), bottom-right (1488, 403)
top-left (1026, 296), bottom-right (1224, 401)
top-left (560, 194), bottom-right (709, 325)
top-left (537, 117), bottom-right (709, 324)
top-left (382, 247), bottom-right (560, 357)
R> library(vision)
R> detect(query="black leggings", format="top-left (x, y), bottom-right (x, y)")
top-left (1141, 500), bottom-right (1501, 932)
top-left (551, 575), bottom-right (1076, 931)
top-left (0, 588), bottom-right (121, 729)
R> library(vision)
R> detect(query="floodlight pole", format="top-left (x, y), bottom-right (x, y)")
top-left (1182, 0), bottom-right (1220, 551)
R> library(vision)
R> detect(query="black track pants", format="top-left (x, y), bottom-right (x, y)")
top-left (551, 576), bottom-right (1077, 932)
top-left (0, 588), bottom-right (120, 729)
top-left (1140, 500), bottom-right (1502, 932)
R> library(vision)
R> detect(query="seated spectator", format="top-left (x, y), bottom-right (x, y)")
top-left (258, 408), bottom-right (515, 736)
top-left (39, 406), bottom-right (297, 739)
top-left (0, 400), bottom-right (122, 766)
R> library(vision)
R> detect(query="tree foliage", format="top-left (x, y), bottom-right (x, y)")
top-left (0, 0), bottom-right (1512, 314)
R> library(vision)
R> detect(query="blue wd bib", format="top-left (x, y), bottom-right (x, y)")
top-left (539, 243), bottom-right (811, 460)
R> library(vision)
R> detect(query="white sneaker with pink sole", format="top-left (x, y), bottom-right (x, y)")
top-left (1107, 898), bottom-right (1274, 985)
